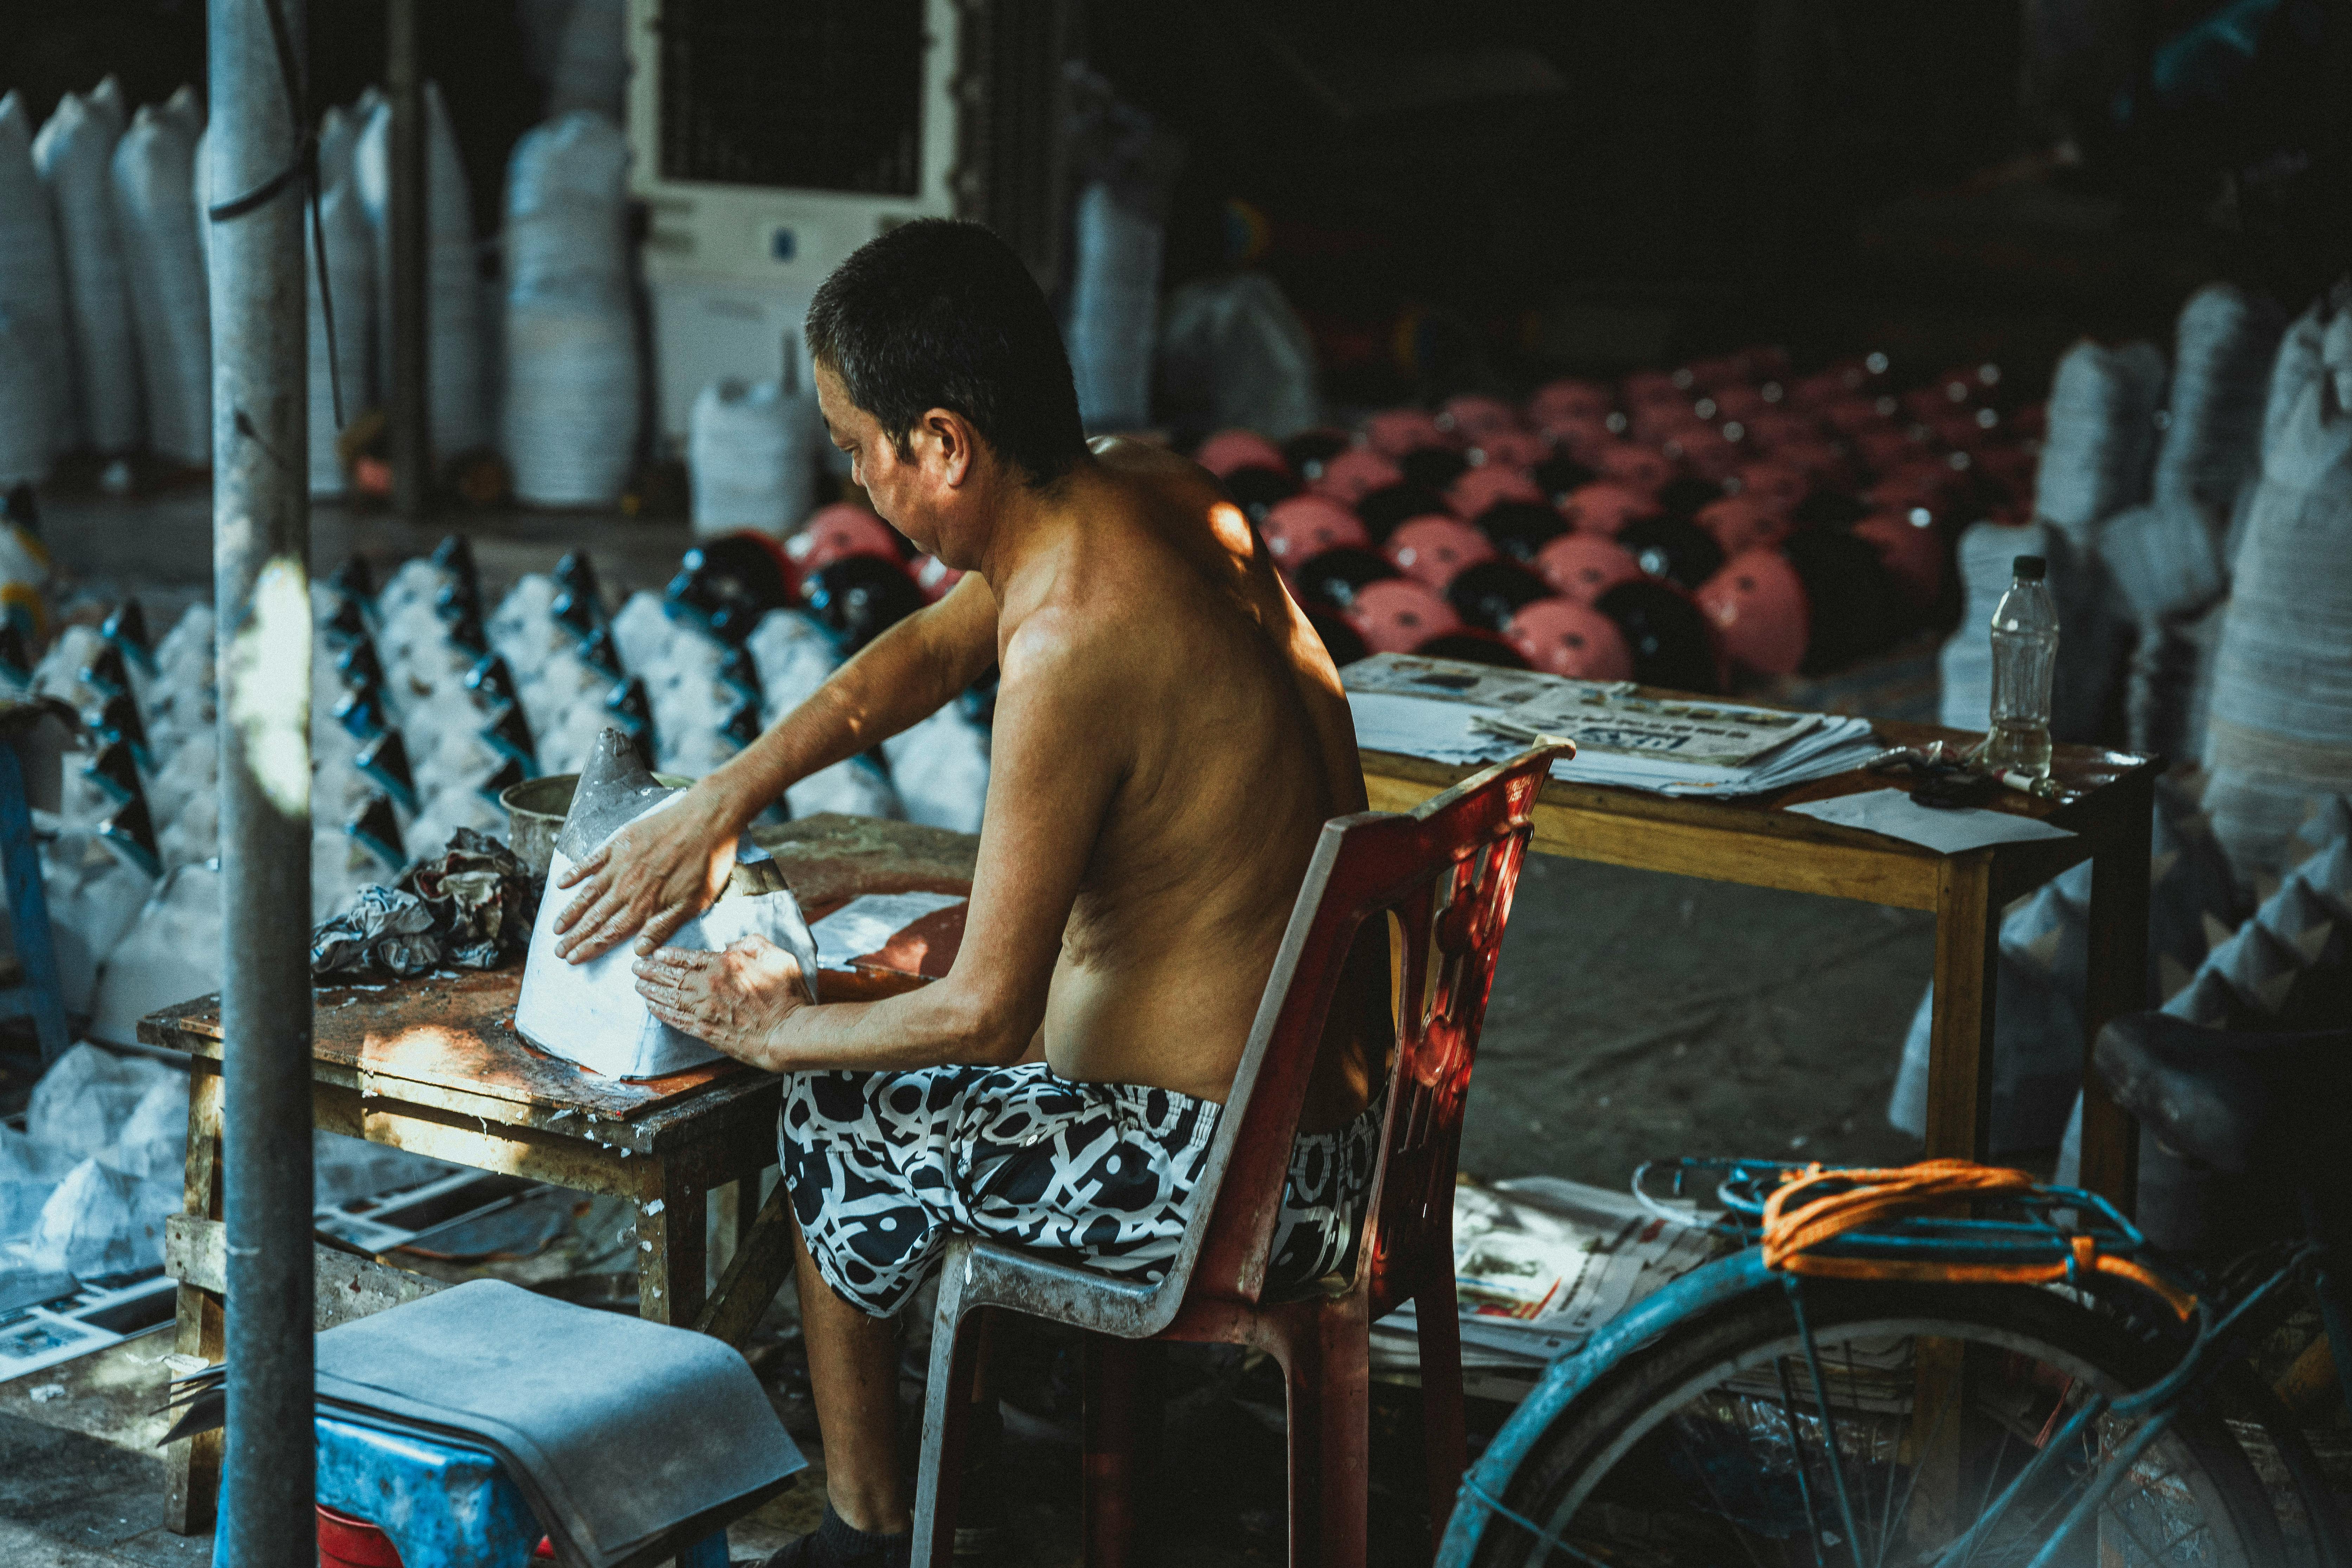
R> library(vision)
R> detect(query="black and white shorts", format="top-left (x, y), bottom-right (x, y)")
top-left (778, 1062), bottom-right (1381, 1318)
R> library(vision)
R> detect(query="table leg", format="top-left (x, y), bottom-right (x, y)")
top-left (1924, 851), bottom-right (1999, 1163)
top-left (165, 1065), bottom-right (226, 1536)
top-left (639, 1162), bottom-right (707, 1327)
top-left (694, 1178), bottom-right (795, 1346)
top-left (2079, 774), bottom-right (2153, 1209)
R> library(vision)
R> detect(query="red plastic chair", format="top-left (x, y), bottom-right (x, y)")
top-left (910, 745), bottom-right (1566, 1567)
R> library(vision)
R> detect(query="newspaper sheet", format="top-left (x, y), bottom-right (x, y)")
top-left (1344, 653), bottom-right (1821, 770)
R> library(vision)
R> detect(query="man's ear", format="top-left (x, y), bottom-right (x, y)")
top-left (921, 407), bottom-right (976, 488)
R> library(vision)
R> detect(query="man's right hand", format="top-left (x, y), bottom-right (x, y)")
top-left (551, 785), bottom-right (742, 964)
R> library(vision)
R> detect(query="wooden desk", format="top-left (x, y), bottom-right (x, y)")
top-left (141, 813), bottom-right (977, 1535)
top-left (1360, 717), bottom-right (2157, 1202)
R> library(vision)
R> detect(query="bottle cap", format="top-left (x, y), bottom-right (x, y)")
top-left (2012, 555), bottom-right (2046, 581)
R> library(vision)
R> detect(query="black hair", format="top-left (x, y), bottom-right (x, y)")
top-left (805, 219), bottom-right (1088, 487)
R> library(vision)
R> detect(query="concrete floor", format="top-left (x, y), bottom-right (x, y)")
top-left (0, 492), bottom-right (1937, 1564)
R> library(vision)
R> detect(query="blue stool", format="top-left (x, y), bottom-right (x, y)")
top-left (315, 1413), bottom-right (728, 1568)
top-left (0, 704), bottom-right (70, 1063)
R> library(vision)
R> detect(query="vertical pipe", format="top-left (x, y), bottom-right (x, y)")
top-left (386, 0), bottom-right (428, 517)
top-left (209, 1), bottom-right (315, 1564)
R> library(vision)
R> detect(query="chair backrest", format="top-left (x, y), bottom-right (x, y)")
top-left (1160, 745), bottom-right (1563, 1315)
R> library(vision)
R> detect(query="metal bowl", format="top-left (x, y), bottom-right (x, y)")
top-left (500, 771), bottom-right (693, 878)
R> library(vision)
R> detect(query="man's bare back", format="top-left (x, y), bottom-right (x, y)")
top-left (1014, 440), bottom-right (1380, 1122)
top-left (555, 389), bottom-right (1383, 1132)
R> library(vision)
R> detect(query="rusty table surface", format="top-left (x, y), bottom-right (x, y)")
top-left (136, 812), bottom-right (980, 1148)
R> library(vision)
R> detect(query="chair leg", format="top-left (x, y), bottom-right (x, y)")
top-left (910, 1300), bottom-right (984, 1568)
top-left (1414, 1283), bottom-right (1469, 1561)
top-left (1265, 1303), bottom-right (1370, 1568)
top-left (1081, 1333), bottom-right (1144, 1568)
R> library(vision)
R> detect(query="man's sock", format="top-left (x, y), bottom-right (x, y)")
top-left (814, 1502), bottom-right (912, 1568)
top-left (741, 1503), bottom-right (910, 1568)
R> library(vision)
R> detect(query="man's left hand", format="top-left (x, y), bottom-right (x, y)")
top-left (633, 936), bottom-right (809, 1067)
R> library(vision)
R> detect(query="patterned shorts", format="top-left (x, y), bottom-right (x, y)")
top-left (778, 1063), bottom-right (1382, 1318)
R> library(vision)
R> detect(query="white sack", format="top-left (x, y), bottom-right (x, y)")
top-left (111, 104), bottom-right (211, 466)
top-left (33, 91), bottom-right (138, 452)
top-left (0, 93), bottom-right (71, 460)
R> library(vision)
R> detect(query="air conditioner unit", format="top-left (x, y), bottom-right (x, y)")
top-left (626, 0), bottom-right (1074, 449)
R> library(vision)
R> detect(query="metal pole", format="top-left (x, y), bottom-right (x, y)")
top-left (209, 0), bottom-right (315, 1563)
top-left (387, 0), bottom-right (428, 517)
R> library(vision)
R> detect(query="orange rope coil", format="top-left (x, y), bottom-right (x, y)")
top-left (1759, 1161), bottom-right (2196, 1321)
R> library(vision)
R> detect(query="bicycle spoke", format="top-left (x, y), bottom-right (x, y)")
top-left (1785, 1281), bottom-right (1869, 1561)
top-left (1774, 1353), bottom-right (1831, 1566)
top-left (1955, 1422), bottom-right (2018, 1568)
top-left (1841, 1342), bottom-right (1877, 1567)
top-left (2100, 1484), bottom-right (2187, 1566)
top-left (1882, 1368), bottom-right (1960, 1553)
top-left (1665, 1417), bottom-right (1776, 1568)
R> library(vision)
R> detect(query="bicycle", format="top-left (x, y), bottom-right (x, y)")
top-left (1438, 1012), bottom-right (2352, 1567)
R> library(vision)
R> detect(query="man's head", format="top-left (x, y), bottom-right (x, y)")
top-left (807, 219), bottom-right (1087, 559)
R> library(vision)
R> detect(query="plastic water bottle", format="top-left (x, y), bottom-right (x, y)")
top-left (1983, 554), bottom-right (2058, 778)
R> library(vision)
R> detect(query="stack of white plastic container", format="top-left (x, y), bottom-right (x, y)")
top-left (500, 111), bottom-right (636, 507)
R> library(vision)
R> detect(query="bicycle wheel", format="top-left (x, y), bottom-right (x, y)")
top-left (1468, 1278), bottom-right (2284, 1568)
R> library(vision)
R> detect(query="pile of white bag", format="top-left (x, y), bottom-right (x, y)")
top-left (501, 111), bottom-right (636, 507)
top-left (0, 92), bottom-right (75, 469)
top-left (1, 1043), bottom-right (184, 1283)
top-left (31, 81), bottom-right (140, 457)
top-left (2052, 798), bottom-right (2351, 1251)
top-left (354, 82), bottom-right (489, 461)
top-left (2200, 280), bottom-right (2352, 891)
top-left (1, 1041), bottom-right (462, 1296)
top-left (1887, 776), bottom-right (2244, 1153)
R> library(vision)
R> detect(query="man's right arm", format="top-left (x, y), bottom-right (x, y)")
top-left (551, 570), bottom-right (999, 962)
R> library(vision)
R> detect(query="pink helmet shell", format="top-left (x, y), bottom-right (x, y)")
top-left (1590, 442), bottom-right (1673, 493)
top-left (1384, 516), bottom-right (1495, 588)
top-left (1732, 460), bottom-right (1811, 511)
top-left (1309, 445), bottom-right (1405, 506)
top-left (1447, 463), bottom-right (1545, 520)
top-left (1854, 507), bottom-right (1944, 607)
top-left (1533, 534), bottom-right (1643, 604)
top-left (1695, 493), bottom-right (1795, 555)
top-left (1742, 409), bottom-right (1821, 449)
top-left (1467, 428), bottom-right (1549, 470)
top-left (1558, 481), bottom-right (1662, 538)
top-left (1696, 549), bottom-right (1810, 677)
top-left (1194, 429), bottom-right (1289, 478)
top-left (1260, 494), bottom-right (1370, 565)
top-left (787, 504), bottom-right (904, 574)
top-left (1659, 421), bottom-right (1743, 482)
top-left (1506, 597), bottom-right (1635, 681)
top-left (1848, 426), bottom-right (1924, 475)
top-left (1707, 384), bottom-right (1768, 421)
top-left (1343, 578), bottom-right (1464, 653)
top-left (1527, 378), bottom-right (1611, 426)
top-left (1439, 393), bottom-right (1521, 444)
top-left (1362, 407), bottom-right (1454, 457)
top-left (1536, 415), bottom-right (1613, 463)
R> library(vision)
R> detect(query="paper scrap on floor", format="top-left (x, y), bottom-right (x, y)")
top-left (1342, 653), bottom-right (1882, 796)
top-left (1784, 788), bottom-right (2076, 853)
top-left (1371, 1175), bottom-right (1722, 1384)
top-left (809, 891), bottom-right (968, 971)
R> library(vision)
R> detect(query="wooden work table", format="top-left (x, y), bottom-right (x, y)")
top-left (1360, 713), bottom-right (2158, 1205)
top-left (140, 812), bottom-right (977, 1535)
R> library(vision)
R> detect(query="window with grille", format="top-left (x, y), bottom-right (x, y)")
top-left (657, 0), bottom-right (926, 194)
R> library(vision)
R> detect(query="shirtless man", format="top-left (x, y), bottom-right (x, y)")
top-left (550, 220), bottom-right (1385, 1568)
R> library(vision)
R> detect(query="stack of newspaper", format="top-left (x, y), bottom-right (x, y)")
top-left (1343, 653), bottom-right (1881, 797)
top-left (1371, 1175), bottom-right (1722, 1402)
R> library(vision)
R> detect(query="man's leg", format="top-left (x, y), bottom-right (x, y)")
top-left (794, 1216), bottom-right (912, 1535)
